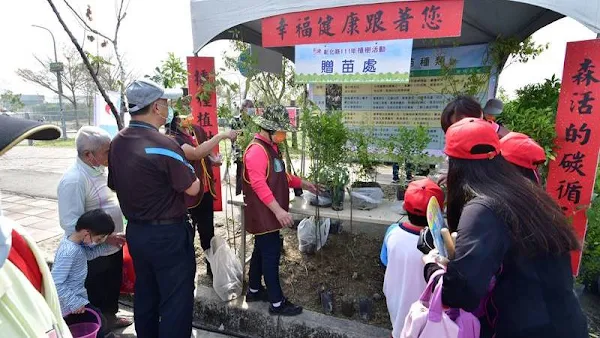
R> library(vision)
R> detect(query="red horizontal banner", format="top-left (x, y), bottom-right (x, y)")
top-left (262, 0), bottom-right (464, 47)
top-left (545, 39), bottom-right (600, 275)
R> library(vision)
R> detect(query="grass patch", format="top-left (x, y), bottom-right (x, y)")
top-left (33, 138), bottom-right (75, 148)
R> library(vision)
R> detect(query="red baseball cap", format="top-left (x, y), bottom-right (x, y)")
top-left (500, 132), bottom-right (546, 169)
top-left (404, 178), bottom-right (445, 217)
top-left (444, 118), bottom-right (500, 160)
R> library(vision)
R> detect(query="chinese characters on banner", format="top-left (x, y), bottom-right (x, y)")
top-left (187, 57), bottom-right (222, 211)
top-left (545, 39), bottom-right (600, 276)
top-left (295, 39), bottom-right (413, 83)
top-left (262, 0), bottom-right (464, 47)
top-left (308, 43), bottom-right (495, 155)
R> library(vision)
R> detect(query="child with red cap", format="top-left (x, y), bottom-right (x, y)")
top-left (500, 132), bottom-right (546, 184)
top-left (380, 178), bottom-right (444, 337)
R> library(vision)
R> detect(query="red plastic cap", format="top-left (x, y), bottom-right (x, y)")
top-left (500, 132), bottom-right (546, 169)
top-left (444, 118), bottom-right (500, 160)
top-left (404, 178), bottom-right (445, 216)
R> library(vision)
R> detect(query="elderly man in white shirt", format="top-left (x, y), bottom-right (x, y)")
top-left (57, 126), bottom-right (132, 330)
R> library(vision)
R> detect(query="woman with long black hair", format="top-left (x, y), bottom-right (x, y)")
top-left (423, 118), bottom-right (587, 338)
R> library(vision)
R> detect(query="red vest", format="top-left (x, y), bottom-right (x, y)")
top-left (176, 126), bottom-right (216, 209)
top-left (242, 138), bottom-right (289, 235)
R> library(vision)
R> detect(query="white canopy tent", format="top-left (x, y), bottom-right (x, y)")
top-left (190, 0), bottom-right (600, 60)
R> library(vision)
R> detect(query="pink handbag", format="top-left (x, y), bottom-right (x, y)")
top-left (400, 270), bottom-right (480, 338)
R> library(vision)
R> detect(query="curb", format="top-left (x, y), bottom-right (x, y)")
top-left (46, 257), bottom-right (391, 338)
top-left (193, 285), bottom-right (391, 338)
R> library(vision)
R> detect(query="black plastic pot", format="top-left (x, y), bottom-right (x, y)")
top-left (396, 185), bottom-right (407, 201)
top-left (351, 181), bottom-right (381, 188)
top-left (331, 185), bottom-right (345, 211)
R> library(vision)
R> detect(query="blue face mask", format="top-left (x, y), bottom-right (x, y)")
top-left (83, 242), bottom-right (98, 248)
top-left (166, 107), bottom-right (175, 125)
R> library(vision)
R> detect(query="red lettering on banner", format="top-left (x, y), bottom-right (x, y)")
top-left (187, 57), bottom-right (222, 212)
top-left (262, 0), bottom-right (464, 47)
top-left (546, 39), bottom-right (600, 276)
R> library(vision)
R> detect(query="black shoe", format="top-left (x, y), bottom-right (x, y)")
top-left (246, 288), bottom-right (269, 302)
top-left (269, 298), bottom-right (303, 316)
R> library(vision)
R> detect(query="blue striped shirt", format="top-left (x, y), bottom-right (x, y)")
top-left (51, 236), bottom-right (114, 315)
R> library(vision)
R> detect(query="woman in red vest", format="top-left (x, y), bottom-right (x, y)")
top-left (243, 105), bottom-right (318, 316)
top-left (166, 114), bottom-right (238, 275)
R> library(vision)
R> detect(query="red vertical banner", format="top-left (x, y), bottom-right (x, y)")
top-left (187, 57), bottom-right (222, 211)
top-left (546, 39), bottom-right (600, 275)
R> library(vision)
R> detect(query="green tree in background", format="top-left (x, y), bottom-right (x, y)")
top-left (497, 75), bottom-right (561, 161)
top-left (146, 52), bottom-right (187, 89)
top-left (0, 91), bottom-right (24, 111)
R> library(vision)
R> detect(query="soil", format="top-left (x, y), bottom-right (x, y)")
top-left (195, 225), bottom-right (392, 329)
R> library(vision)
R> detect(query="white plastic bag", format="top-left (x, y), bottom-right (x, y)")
top-left (303, 191), bottom-right (332, 207)
top-left (297, 216), bottom-right (331, 254)
top-left (204, 236), bottom-right (243, 301)
top-left (350, 187), bottom-right (384, 210)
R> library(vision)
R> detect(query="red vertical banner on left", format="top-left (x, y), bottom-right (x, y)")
top-left (187, 56), bottom-right (222, 211)
top-left (546, 39), bottom-right (600, 275)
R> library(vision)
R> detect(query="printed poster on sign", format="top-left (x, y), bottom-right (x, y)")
top-left (308, 43), bottom-right (496, 155)
top-left (295, 39), bottom-right (413, 83)
top-left (187, 56), bottom-right (223, 212)
top-left (262, 0), bottom-right (464, 47)
top-left (545, 39), bottom-right (600, 276)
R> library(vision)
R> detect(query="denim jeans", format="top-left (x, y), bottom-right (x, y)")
top-left (248, 230), bottom-right (284, 303)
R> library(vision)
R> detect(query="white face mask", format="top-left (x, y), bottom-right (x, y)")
top-left (90, 153), bottom-right (106, 175)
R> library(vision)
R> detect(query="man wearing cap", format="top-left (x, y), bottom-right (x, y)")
top-left (243, 105), bottom-right (318, 316)
top-left (0, 115), bottom-right (72, 337)
top-left (483, 98), bottom-right (510, 138)
top-left (380, 178), bottom-right (444, 337)
top-left (108, 79), bottom-right (200, 338)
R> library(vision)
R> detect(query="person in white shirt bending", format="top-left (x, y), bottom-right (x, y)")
top-left (57, 126), bottom-right (131, 330)
top-left (52, 209), bottom-right (124, 338)
top-left (380, 178), bottom-right (445, 337)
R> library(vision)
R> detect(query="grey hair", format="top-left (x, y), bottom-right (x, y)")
top-left (75, 126), bottom-right (111, 157)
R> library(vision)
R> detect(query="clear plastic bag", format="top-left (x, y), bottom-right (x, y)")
top-left (303, 191), bottom-right (333, 207)
top-left (204, 236), bottom-right (243, 301)
top-left (350, 187), bottom-right (384, 210)
top-left (297, 216), bottom-right (331, 254)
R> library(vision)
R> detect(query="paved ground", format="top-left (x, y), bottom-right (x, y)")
top-left (0, 146), bottom-right (74, 198)
top-left (0, 145), bottom-right (399, 199)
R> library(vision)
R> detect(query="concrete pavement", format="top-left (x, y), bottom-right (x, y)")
top-left (0, 146), bottom-right (74, 198)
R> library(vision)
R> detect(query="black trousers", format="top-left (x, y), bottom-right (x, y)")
top-left (248, 231), bottom-right (284, 303)
top-left (235, 158), bottom-right (243, 196)
top-left (85, 249), bottom-right (123, 320)
top-left (189, 194), bottom-right (215, 251)
top-left (126, 220), bottom-right (196, 338)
